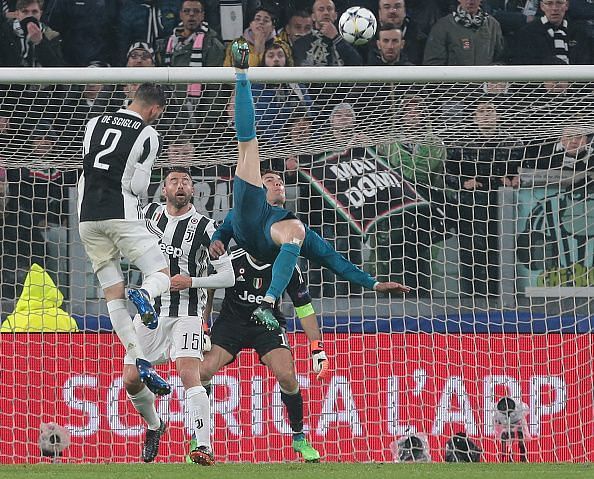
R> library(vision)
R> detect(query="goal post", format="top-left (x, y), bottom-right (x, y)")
top-left (0, 65), bottom-right (593, 463)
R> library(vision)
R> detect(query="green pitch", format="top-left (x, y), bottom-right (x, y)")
top-left (1, 463), bottom-right (594, 479)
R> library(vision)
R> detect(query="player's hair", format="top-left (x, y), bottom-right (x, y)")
top-left (376, 22), bottom-right (402, 39)
top-left (134, 83), bottom-right (167, 108)
top-left (17, 0), bottom-right (42, 10)
top-left (260, 168), bottom-right (283, 180)
top-left (163, 166), bottom-right (192, 182)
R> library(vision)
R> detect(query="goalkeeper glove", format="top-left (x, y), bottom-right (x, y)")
top-left (202, 321), bottom-right (212, 352)
top-left (310, 340), bottom-right (329, 381)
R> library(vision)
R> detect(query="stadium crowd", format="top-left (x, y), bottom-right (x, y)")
top-left (1, 0), bottom-right (594, 307)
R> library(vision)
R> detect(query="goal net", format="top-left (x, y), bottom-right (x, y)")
top-left (0, 66), bottom-right (593, 463)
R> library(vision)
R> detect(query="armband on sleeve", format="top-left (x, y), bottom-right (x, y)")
top-left (295, 303), bottom-right (315, 319)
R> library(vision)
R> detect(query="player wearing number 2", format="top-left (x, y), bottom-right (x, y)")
top-left (124, 166), bottom-right (235, 464)
top-left (78, 84), bottom-right (172, 399)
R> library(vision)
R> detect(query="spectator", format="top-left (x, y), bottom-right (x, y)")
top-left (293, 0), bottom-right (362, 66)
top-left (0, 0), bottom-right (63, 67)
top-left (405, 0), bottom-right (442, 36)
top-left (156, 0), bottom-right (224, 68)
top-left (423, 0), bottom-right (504, 65)
top-left (43, 0), bottom-right (118, 66)
top-left (445, 100), bottom-right (523, 296)
top-left (7, 122), bottom-right (78, 229)
top-left (506, 0), bottom-right (591, 64)
top-left (57, 61), bottom-right (110, 147)
top-left (0, 168), bottom-right (46, 301)
top-left (117, 0), bottom-right (183, 65)
top-left (252, 42), bottom-right (312, 145)
top-left (367, 24), bottom-right (414, 65)
top-left (91, 42), bottom-right (156, 115)
top-left (484, 0), bottom-right (532, 36)
top-left (376, 0), bottom-right (427, 64)
top-left (521, 125), bottom-right (594, 172)
top-left (374, 95), bottom-right (447, 294)
top-left (155, 0), bottom-right (226, 131)
top-left (223, 7), bottom-right (281, 67)
top-left (276, 9), bottom-right (313, 47)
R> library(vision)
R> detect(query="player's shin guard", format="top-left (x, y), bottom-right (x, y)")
top-left (280, 387), bottom-right (304, 435)
top-left (234, 72), bottom-right (256, 142)
top-left (265, 242), bottom-right (301, 302)
top-left (186, 386), bottom-right (211, 448)
top-left (107, 299), bottom-right (145, 360)
top-left (127, 386), bottom-right (160, 430)
top-left (141, 271), bottom-right (170, 302)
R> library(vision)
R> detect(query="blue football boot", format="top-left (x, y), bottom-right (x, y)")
top-left (136, 358), bottom-right (171, 396)
top-left (128, 288), bottom-right (158, 330)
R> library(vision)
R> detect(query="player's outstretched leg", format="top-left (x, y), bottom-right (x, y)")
top-left (141, 418), bottom-right (167, 463)
top-left (136, 358), bottom-right (172, 396)
top-left (301, 228), bottom-right (410, 294)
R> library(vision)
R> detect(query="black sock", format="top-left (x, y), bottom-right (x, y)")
top-left (281, 389), bottom-right (303, 434)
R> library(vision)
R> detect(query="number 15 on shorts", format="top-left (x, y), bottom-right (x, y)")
top-left (181, 332), bottom-right (201, 350)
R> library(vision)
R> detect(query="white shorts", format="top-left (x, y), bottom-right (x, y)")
top-left (79, 219), bottom-right (164, 272)
top-left (123, 314), bottom-right (205, 365)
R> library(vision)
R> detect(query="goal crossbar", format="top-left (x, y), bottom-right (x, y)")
top-left (2, 64), bottom-right (594, 84)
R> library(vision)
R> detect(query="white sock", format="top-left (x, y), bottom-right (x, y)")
top-left (141, 271), bottom-right (170, 302)
top-left (107, 299), bottom-right (145, 360)
top-left (186, 386), bottom-right (211, 448)
top-left (127, 386), bottom-right (160, 430)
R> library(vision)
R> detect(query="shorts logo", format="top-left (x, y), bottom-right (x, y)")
top-left (195, 419), bottom-right (204, 429)
top-left (253, 278), bottom-right (263, 289)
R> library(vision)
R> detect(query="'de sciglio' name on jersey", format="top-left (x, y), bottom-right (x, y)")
top-left (100, 115), bottom-right (142, 130)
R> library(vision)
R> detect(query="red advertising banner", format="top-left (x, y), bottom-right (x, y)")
top-left (1, 333), bottom-right (592, 463)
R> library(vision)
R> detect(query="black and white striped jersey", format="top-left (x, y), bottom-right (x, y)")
top-left (144, 202), bottom-right (216, 318)
top-left (78, 108), bottom-right (162, 222)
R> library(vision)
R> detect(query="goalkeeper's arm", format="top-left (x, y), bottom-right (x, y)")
top-left (287, 264), bottom-right (329, 380)
top-left (297, 306), bottom-right (329, 381)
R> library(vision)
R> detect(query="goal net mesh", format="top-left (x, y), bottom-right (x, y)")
top-left (0, 75), bottom-right (593, 463)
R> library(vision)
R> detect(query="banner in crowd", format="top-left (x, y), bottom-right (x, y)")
top-left (516, 181), bottom-right (594, 291)
top-left (0, 334), bottom-right (590, 463)
top-left (298, 147), bottom-right (428, 237)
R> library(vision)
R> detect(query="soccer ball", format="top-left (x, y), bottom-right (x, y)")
top-left (339, 6), bottom-right (377, 46)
